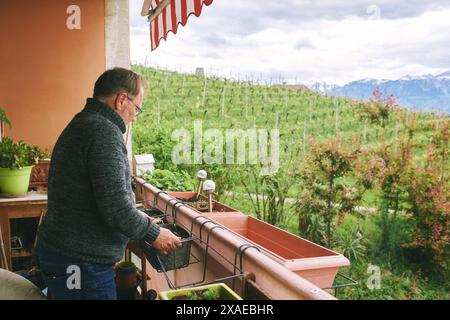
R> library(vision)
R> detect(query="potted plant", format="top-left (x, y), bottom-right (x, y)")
top-left (159, 283), bottom-right (242, 300)
top-left (0, 137), bottom-right (42, 197)
top-left (140, 207), bottom-right (167, 224)
top-left (177, 196), bottom-right (209, 212)
top-left (115, 261), bottom-right (138, 300)
top-left (143, 224), bottom-right (193, 272)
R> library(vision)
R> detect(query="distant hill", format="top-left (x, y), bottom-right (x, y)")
top-left (310, 71), bottom-right (450, 113)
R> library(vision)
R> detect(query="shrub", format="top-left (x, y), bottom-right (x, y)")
top-left (295, 136), bottom-right (364, 247)
top-left (404, 139), bottom-right (449, 274)
top-left (355, 88), bottom-right (396, 128)
top-left (356, 135), bottom-right (415, 264)
top-left (334, 225), bottom-right (367, 263)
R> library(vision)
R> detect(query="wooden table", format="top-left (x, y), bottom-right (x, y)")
top-left (0, 193), bottom-right (47, 271)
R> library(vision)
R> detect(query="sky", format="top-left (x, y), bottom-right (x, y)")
top-left (129, 0), bottom-right (450, 86)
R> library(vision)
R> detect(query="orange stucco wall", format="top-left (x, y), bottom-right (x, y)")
top-left (0, 0), bottom-right (105, 152)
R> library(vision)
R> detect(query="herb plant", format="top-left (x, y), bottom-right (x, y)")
top-left (141, 169), bottom-right (194, 191)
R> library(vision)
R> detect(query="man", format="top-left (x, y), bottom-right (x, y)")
top-left (36, 68), bottom-right (181, 299)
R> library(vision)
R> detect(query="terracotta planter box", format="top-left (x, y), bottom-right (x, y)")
top-left (210, 215), bottom-right (349, 289)
top-left (134, 178), bottom-right (341, 299)
top-left (169, 192), bottom-right (243, 216)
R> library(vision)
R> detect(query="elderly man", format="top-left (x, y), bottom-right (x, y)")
top-left (36, 68), bottom-right (181, 299)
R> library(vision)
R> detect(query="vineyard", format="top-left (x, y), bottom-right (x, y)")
top-left (132, 65), bottom-right (449, 300)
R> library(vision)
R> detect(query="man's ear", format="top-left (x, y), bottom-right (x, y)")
top-left (115, 92), bottom-right (127, 111)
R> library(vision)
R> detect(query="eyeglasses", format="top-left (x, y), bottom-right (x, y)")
top-left (127, 96), bottom-right (143, 116)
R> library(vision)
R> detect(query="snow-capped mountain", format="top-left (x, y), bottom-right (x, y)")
top-left (436, 71), bottom-right (450, 80)
top-left (310, 71), bottom-right (450, 113)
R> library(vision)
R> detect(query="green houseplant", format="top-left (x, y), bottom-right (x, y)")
top-left (0, 137), bottom-right (42, 196)
top-left (0, 109), bottom-right (46, 196)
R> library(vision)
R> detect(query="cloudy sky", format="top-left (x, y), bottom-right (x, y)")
top-left (130, 0), bottom-right (450, 86)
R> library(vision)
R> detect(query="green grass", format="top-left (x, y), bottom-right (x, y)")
top-left (336, 263), bottom-right (449, 300)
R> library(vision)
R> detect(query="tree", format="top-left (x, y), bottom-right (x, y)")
top-left (295, 136), bottom-right (364, 247)
top-left (355, 88), bottom-right (396, 128)
top-left (404, 117), bottom-right (449, 274)
top-left (355, 133), bottom-right (415, 263)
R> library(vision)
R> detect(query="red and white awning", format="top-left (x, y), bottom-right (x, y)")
top-left (142, 0), bottom-right (214, 51)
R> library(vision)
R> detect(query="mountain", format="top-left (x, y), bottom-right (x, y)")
top-left (310, 72), bottom-right (450, 113)
top-left (436, 71), bottom-right (450, 80)
top-left (310, 82), bottom-right (339, 95)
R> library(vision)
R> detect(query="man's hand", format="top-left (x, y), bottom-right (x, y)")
top-left (152, 228), bottom-right (182, 256)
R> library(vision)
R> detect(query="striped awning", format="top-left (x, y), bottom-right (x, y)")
top-left (142, 0), bottom-right (214, 51)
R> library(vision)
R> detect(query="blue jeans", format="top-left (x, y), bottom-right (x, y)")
top-left (36, 248), bottom-right (117, 300)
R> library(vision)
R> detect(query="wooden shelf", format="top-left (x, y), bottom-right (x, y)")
top-left (0, 198), bottom-right (47, 271)
top-left (11, 249), bottom-right (32, 258)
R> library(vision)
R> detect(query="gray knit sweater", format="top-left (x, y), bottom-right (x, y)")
top-left (37, 98), bottom-right (160, 264)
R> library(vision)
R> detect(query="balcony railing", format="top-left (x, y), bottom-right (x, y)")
top-left (131, 177), bottom-right (352, 300)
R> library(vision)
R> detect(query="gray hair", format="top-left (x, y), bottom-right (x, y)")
top-left (93, 67), bottom-right (147, 99)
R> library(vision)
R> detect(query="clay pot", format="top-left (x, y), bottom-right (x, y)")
top-left (115, 261), bottom-right (138, 300)
top-left (29, 159), bottom-right (51, 190)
